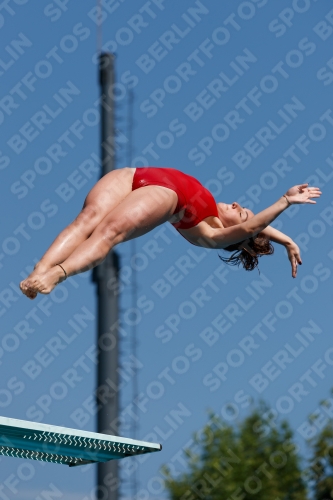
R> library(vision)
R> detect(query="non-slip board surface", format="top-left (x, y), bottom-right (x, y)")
top-left (0, 416), bottom-right (161, 467)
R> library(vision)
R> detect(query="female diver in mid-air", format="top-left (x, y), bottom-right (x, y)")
top-left (19, 167), bottom-right (321, 299)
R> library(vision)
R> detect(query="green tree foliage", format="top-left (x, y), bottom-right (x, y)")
top-left (163, 406), bottom-right (307, 500)
top-left (308, 401), bottom-right (333, 500)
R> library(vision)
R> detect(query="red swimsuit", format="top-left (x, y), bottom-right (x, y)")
top-left (132, 167), bottom-right (218, 230)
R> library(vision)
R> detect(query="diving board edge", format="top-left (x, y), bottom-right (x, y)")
top-left (0, 415), bottom-right (161, 466)
top-left (0, 416), bottom-right (161, 451)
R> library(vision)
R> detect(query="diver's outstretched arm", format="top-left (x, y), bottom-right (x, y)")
top-left (208, 184), bottom-right (321, 249)
top-left (261, 225), bottom-right (293, 246)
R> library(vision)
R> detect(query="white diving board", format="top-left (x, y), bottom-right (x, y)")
top-left (0, 416), bottom-right (161, 467)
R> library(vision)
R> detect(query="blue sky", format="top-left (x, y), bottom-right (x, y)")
top-left (1, 0), bottom-right (333, 498)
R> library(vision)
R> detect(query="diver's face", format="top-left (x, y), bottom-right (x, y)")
top-left (217, 202), bottom-right (254, 227)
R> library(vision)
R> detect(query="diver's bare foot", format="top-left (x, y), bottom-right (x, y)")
top-left (20, 263), bottom-right (51, 299)
top-left (25, 266), bottom-right (65, 294)
top-left (19, 280), bottom-right (38, 299)
top-left (19, 284), bottom-right (38, 300)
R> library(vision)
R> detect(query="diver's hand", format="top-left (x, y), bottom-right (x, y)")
top-left (285, 184), bottom-right (322, 205)
top-left (285, 241), bottom-right (302, 278)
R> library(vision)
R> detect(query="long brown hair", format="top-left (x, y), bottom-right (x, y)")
top-left (219, 233), bottom-right (274, 271)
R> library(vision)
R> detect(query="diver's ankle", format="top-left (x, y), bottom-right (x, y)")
top-left (34, 261), bottom-right (49, 272)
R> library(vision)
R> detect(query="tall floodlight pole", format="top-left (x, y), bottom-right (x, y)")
top-left (128, 89), bottom-right (139, 498)
top-left (93, 52), bottom-right (119, 500)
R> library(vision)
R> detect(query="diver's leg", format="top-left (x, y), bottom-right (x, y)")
top-left (25, 185), bottom-right (178, 295)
